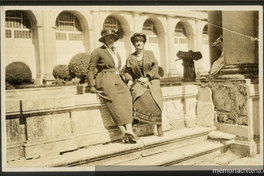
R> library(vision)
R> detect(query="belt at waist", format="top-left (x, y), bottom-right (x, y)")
top-left (101, 68), bottom-right (120, 72)
top-left (100, 68), bottom-right (120, 75)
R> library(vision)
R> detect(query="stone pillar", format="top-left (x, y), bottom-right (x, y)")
top-left (86, 11), bottom-right (94, 52)
top-left (208, 11), bottom-right (222, 65)
top-left (220, 11), bottom-right (258, 80)
top-left (196, 86), bottom-right (215, 127)
top-left (42, 10), bottom-right (57, 81)
top-left (222, 11), bottom-right (256, 65)
top-left (195, 21), bottom-right (209, 76)
top-left (130, 12), bottom-right (141, 53)
top-left (91, 11), bottom-right (101, 49)
top-left (33, 25), bottom-right (46, 84)
top-left (167, 17), bottom-right (179, 77)
top-left (208, 11), bottom-right (259, 156)
top-left (132, 12), bottom-right (141, 32)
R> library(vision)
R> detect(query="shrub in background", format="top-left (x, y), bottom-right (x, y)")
top-left (68, 53), bottom-right (90, 84)
top-left (6, 61), bottom-right (32, 85)
top-left (52, 64), bottom-right (70, 81)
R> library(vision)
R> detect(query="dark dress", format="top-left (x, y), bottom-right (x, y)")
top-left (87, 45), bottom-right (133, 126)
top-left (124, 50), bottom-right (163, 125)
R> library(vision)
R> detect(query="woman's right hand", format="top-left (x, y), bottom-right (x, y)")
top-left (89, 86), bottom-right (97, 93)
top-left (127, 80), bottom-right (133, 88)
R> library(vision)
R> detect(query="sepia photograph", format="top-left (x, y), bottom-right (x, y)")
top-left (1, 4), bottom-right (263, 174)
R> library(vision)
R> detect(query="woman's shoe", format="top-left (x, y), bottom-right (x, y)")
top-left (122, 134), bottom-right (130, 143)
top-left (123, 133), bottom-right (139, 143)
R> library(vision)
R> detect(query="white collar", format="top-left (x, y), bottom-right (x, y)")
top-left (104, 44), bottom-right (116, 50)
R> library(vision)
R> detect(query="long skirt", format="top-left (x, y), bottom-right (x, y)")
top-left (133, 89), bottom-right (162, 125)
top-left (96, 71), bottom-right (133, 126)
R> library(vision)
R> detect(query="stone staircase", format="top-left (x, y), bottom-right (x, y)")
top-left (6, 126), bottom-right (235, 168)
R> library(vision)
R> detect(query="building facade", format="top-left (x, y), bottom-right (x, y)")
top-left (2, 7), bottom-right (209, 83)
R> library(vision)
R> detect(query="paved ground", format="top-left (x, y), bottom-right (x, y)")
top-left (228, 154), bottom-right (261, 165)
top-left (175, 149), bottom-right (262, 166)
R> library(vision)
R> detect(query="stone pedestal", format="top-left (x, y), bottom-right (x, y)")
top-left (176, 50), bottom-right (202, 82)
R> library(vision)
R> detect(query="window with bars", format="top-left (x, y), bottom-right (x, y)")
top-left (202, 25), bottom-right (208, 34)
top-left (175, 22), bottom-right (187, 37)
top-left (174, 22), bottom-right (188, 44)
top-left (5, 10), bottom-right (32, 39)
top-left (202, 24), bottom-right (208, 44)
top-left (104, 16), bottom-right (121, 31)
top-left (55, 12), bottom-right (83, 41)
top-left (5, 29), bottom-right (12, 38)
top-left (142, 19), bottom-right (158, 36)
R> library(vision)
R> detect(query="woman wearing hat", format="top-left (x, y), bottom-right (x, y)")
top-left (87, 29), bottom-right (138, 143)
top-left (123, 33), bottom-right (163, 136)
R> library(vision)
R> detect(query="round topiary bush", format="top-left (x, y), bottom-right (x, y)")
top-left (6, 61), bottom-right (32, 85)
top-left (52, 64), bottom-right (70, 81)
top-left (68, 53), bottom-right (90, 84)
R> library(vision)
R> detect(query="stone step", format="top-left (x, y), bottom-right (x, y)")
top-left (6, 127), bottom-right (216, 168)
top-left (116, 141), bottom-right (226, 166)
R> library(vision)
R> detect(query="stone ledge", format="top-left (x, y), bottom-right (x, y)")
top-left (6, 127), bottom-right (216, 168)
top-left (117, 140), bottom-right (225, 166)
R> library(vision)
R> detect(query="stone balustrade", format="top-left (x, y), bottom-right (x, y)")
top-left (5, 84), bottom-right (214, 161)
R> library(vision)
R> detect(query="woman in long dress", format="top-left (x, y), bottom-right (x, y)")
top-left (87, 29), bottom-right (139, 143)
top-left (123, 33), bottom-right (163, 136)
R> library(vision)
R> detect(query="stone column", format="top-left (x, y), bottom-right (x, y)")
top-left (208, 11), bottom-right (222, 65)
top-left (33, 25), bottom-right (46, 84)
top-left (42, 10), bottom-right (57, 81)
top-left (220, 11), bottom-right (258, 80)
top-left (167, 17), bottom-right (179, 77)
top-left (91, 11), bottom-right (101, 49)
top-left (132, 12), bottom-right (141, 32)
top-left (86, 11), bottom-right (94, 52)
top-left (208, 11), bottom-right (259, 156)
top-left (195, 21), bottom-right (209, 76)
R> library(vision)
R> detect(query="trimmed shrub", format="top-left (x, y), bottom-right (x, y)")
top-left (68, 53), bottom-right (90, 84)
top-left (52, 64), bottom-right (70, 81)
top-left (6, 61), bottom-right (32, 85)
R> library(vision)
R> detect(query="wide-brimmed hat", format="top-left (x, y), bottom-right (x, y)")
top-left (130, 33), bottom-right (147, 44)
top-left (99, 29), bottom-right (119, 43)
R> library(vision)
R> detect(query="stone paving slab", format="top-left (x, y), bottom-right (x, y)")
top-left (117, 141), bottom-right (224, 166)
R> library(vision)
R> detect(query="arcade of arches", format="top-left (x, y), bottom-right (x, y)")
top-left (4, 9), bottom-right (211, 83)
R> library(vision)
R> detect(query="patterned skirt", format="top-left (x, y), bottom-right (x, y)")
top-left (133, 89), bottom-right (162, 125)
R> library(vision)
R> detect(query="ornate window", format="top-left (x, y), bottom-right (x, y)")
top-left (5, 10), bottom-right (32, 39)
top-left (174, 22), bottom-right (187, 44)
top-left (55, 12), bottom-right (83, 41)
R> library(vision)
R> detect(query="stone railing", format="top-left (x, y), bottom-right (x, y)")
top-left (5, 84), bottom-right (213, 161)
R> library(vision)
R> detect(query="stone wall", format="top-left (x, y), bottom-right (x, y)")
top-left (208, 79), bottom-right (259, 141)
top-left (5, 85), bottom-right (201, 161)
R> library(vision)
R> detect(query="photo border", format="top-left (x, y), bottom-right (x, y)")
top-left (1, 0), bottom-right (263, 176)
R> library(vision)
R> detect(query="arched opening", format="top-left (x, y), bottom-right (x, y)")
top-left (174, 22), bottom-right (189, 76)
top-left (55, 11), bottom-right (86, 65)
top-left (5, 10), bottom-right (37, 79)
top-left (142, 19), bottom-right (161, 65)
top-left (103, 15), bottom-right (127, 67)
